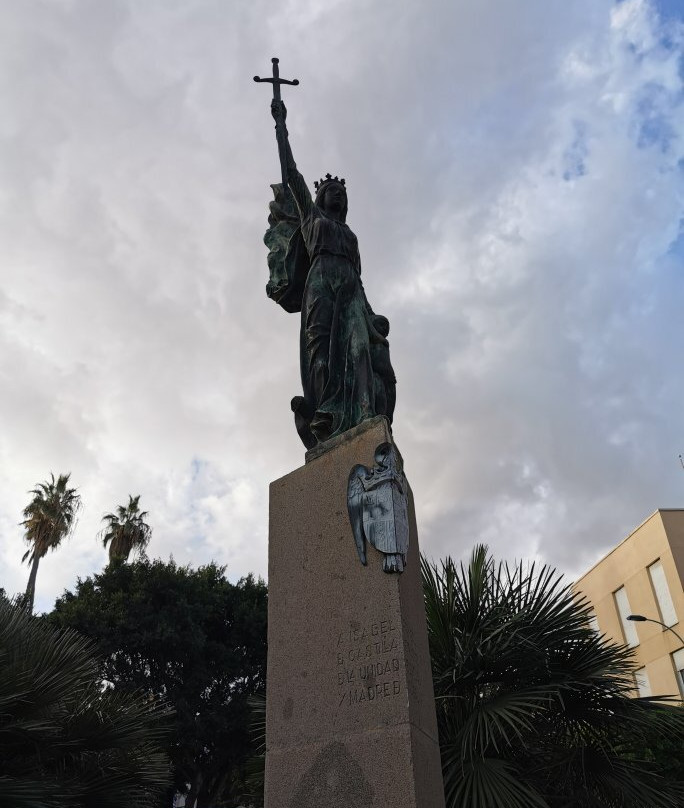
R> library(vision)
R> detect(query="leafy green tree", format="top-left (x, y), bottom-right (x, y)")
top-left (101, 494), bottom-right (152, 562)
top-left (637, 708), bottom-right (684, 783)
top-left (422, 546), bottom-right (684, 808)
top-left (0, 596), bottom-right (171, 808)
top-left (22, 473), bottom-right (81, 612)
top-left (50, 558), bottom-right (268, 808)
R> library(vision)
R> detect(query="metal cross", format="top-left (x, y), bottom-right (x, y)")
top-left (253, 57), bottom-right (299, 102)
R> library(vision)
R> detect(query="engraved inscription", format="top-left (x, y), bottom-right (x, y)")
top-left (335, 617), bottom-right (403, 707)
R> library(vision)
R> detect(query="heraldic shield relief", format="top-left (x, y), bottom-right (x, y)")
top-left (347, 442), bottom-right (409, 573)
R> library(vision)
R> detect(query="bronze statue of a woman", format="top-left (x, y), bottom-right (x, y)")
top-left (261, 92), bottom-right (396, 450)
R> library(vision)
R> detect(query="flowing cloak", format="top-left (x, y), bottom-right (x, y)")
top-left (264, 173), bottom-right (376, 444)
top-left (264, 183), bottom-right (308, 313)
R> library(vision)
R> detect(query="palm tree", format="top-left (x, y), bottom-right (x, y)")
top-left (0, 596), bottom-right (171, 807)
top-left (22, 473), bottom-right (81, 613)
top-left (101, 495), bottom-right (152, 563)
top-left (422, 545), bottom-right (684, 808)
top-left (243, 693), bottom-right (266, 806)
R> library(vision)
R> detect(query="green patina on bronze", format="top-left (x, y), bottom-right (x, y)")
top-left (256, 59), bottom-right (396, 450)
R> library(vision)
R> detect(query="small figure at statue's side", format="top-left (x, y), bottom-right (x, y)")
top-left (369, 315), bottom-right (396, 424)
top-left (255, 59), bottom-right (396, 449)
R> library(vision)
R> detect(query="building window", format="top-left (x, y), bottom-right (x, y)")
top-left (614, 586), bottom-right (639, 646)
top-left (647, 560), bottom-right (678, 627)
top-left (634, 667), bottom-right (652, 697)
top-left (672, 648), bottom-right (684, 699)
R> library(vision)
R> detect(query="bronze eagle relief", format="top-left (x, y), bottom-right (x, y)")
top-left (347, 442), bottom-right (409, 574)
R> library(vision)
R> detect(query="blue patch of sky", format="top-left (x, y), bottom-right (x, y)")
top-left (636, 84), bottom-right (676, 151)
top-left (616, 1), bottom-right (684, 67)
top-left (666, 218), bottom-right (684, 257)
top-left (647, 0), bottom-right (684, 80)
top-left (562, 121), bottom-right (588, 181)
top-left (190, 456), bottom-right (208, 482)
top-left (649, 1), bottom-right (684, 85)
top-left (651, 0), bottom-right (684, 24)
top-left (638, 115), bottom-right (676, 150)
top-left (615, 0), bottom-right (683, 25)
top-left (188, 457), bottom-right (217, 536)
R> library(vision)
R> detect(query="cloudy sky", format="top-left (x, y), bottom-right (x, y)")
top-left (1, 0), bottom-right (682, 613)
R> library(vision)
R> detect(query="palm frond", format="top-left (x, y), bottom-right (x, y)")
top-left (100, 495), bottom-right (152, 563)
top-left (0, 598), bottom-right (171, 807)
top-left (423, 544), bottom-right (684, 808)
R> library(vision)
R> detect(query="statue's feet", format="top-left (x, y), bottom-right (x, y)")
top-left (382, 553), bottom-right (404, 574)
top-left (310, 410), bottom-right (334, 444)
top-left (291, 396), bottom-right (317, 450)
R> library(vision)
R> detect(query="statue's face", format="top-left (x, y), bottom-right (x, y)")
top-left (375, 442), bottom-right (392, 467)
top-left (322, 183), bottom-right (347, 214)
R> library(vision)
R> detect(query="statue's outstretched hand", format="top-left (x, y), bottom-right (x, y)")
top-left (271, 99), bottom-right (287, 122)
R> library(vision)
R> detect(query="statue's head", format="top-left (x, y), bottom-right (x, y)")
top-left (374, 442), bottom-right (398, 470)
top-left (314, 174), bottom-right (348, 222)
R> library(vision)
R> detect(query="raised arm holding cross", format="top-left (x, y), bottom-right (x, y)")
top-left (254, 58), bottom-right (299, 195)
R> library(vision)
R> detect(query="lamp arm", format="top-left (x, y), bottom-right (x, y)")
top-left (644, 616), bottom-right (684, 646)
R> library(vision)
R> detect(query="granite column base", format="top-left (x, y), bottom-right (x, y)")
top-left (265, 417), bottom-right (445, 808)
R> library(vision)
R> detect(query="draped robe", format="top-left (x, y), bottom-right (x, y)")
top-left (288, 169), bottom-right (376, 443)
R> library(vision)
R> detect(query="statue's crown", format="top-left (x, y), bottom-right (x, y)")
top-left (314, 173), bottom-right (346, 193)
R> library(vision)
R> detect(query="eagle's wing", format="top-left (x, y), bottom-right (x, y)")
top-left (395, 474), bottom-right (410, 561)
top-left (347, 465), bottom-right (368, 565)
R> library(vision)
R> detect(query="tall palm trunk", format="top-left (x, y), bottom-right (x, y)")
top-left (24, 554), bottom-right (40, 613)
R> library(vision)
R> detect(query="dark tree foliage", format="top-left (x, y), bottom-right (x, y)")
top-left (422, 546), bottom-right (684, 808)
top-left (0, 597), bottom-right (171, 808)
top-left (49, 558), bottom-right (267, 808)
top-left (627, 706), bottom-right (684, 784)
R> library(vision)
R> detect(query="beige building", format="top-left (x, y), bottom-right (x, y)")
top-left (574, 509), bottom-right (684, 700)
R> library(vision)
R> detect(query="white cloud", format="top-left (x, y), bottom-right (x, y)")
top-left (0, 0), bottom-right (682, 610)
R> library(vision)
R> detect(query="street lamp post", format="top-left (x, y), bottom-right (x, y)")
top-left (627, 615), bottom-right (684, 700)
top-left (627, 614), bottom-right (684, 646)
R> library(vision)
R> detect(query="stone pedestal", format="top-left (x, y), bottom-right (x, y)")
top-left (265, 417), bottom-right (445, 808)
